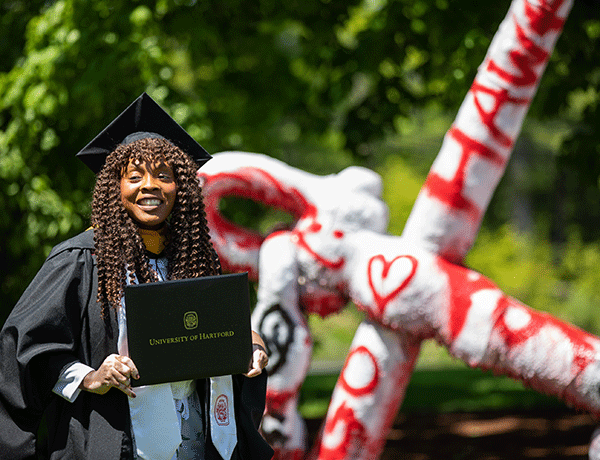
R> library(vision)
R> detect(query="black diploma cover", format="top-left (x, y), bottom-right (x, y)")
top-left (124, 272), bottom-right (253, 387)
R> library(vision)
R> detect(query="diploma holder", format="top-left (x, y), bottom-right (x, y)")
top-left (124, 272), bottom-right (253, 387)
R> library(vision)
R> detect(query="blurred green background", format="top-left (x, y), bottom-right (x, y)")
top-left (2, 0), bottom-right (600, 416)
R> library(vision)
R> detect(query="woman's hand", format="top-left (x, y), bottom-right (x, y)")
top-left (245, 331), bottom-right (269, 378)
top-left (80, 354), bottom-right (140, 398)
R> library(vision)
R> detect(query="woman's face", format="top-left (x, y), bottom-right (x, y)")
top-left (120, 158), bottom-right (178, 229)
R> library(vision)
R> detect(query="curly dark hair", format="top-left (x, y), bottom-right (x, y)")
top-left (91, 136), bottom-right (221, 315)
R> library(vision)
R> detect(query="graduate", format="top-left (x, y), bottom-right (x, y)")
top-left (0, 93), bottom-right (275, 460)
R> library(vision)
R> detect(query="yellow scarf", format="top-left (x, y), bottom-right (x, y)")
top-left (88, 226), bottom-right (167, 255)
top-left (138, 227), bottom-right (167, 255)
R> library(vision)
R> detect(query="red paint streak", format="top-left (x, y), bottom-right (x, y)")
top-left (271, 449), bottom-right (304, 460)
top-left (470, 82), bottom-right (528, 147)
top-left (487, 1), bottom-right (564, 88)
top-left (219, 259), bottom-right (259, 281)
top-left (201, 167), bottom-right (347, 272)
top-left (436, 257), bottom-right (498, 341)
top-left (525, 0), bottom-right (566, 36)
top-left (451, 125), bottom-right (506, 167)
top-left (317, 402), bottom-right (367, 460)
top-left (493, 297), bottom-right (596, 375)
top-left (308, 222), bottom-right (322, 232)
top-left (200, 168), bottom-right (310, 227)
top-left (300, 290), bottom-right (348, 318)
top-left (333, 230), bottom-right (344, 239)
top-left (292, 230), bottom-right (345, 270)
top-left (199, 168), bottom-right (313, 276)
top-left (200, 172), bottom-right (264, 249)
top-left (439, 256), bottom-right (597, 378)
top-left (487, 22), bottom-right (547, 87)
top-left (493, 296), bottom-right (542, 348)
top-left (424, 127), bottom-right (505, 220)
top-left (339, 346), bottom-right (380, 397)
top-left (266, 388), bottom-right (299, 415)
top-left (367, 255), bottom-right (417, 316)
top-left (424, 174), bottom-right (478, 220)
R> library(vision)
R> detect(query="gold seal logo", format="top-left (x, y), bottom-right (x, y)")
top-left (184, 311), bottom-right (198, 330)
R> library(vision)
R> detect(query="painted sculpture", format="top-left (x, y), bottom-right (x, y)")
top-left (199, 0), bottom-right (600, 458)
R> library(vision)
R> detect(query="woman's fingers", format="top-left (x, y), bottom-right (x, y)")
top-left (115, 355), bottom-right (140, 380)
top-left (244, 348), bottom-right (269, 378)
top-left (81, 354), bottom-right (139, 397)
top-left (256, 350), bottom-right (269, 369)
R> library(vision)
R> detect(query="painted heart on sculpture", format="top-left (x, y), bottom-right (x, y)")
top-left (367, 254), bottom-right (418, 316)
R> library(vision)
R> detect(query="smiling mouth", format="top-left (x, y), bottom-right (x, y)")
top-left (138, 198), bottom-right (162, 206)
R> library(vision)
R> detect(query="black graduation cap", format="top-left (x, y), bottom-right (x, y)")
top-left (76, 92), bottom-right (211, 174)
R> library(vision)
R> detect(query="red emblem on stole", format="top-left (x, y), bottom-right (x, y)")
top-left (214, 394), bottom-right (230, 426)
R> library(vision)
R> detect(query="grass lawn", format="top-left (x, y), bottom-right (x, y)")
top-left (299, 363), bottom-right (565, 419)
top-left (300, 312), bottom-right (566, 419)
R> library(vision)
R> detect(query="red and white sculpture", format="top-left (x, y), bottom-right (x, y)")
top-left (199, 0), bottom-right (600, 458)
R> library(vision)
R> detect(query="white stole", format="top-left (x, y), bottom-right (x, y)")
top-left (128, 384), bottom-right (182, 460)
top-left (210, 375), bottom-right (238, 459)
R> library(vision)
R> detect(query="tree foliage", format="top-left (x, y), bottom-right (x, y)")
top-left (1, 0), bottom-right (600, 324)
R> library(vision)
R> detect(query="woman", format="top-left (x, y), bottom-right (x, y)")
top-left (0, 93), bottom-right (274, 460)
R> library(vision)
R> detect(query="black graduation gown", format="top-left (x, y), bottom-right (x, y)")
top-left (0, 230), bottom-right (274, 460)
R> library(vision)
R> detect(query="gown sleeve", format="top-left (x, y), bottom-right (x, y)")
top-left (53, 361), bottom-right (96, 402)
top-left (0, 232), bottom-right (97, 459)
